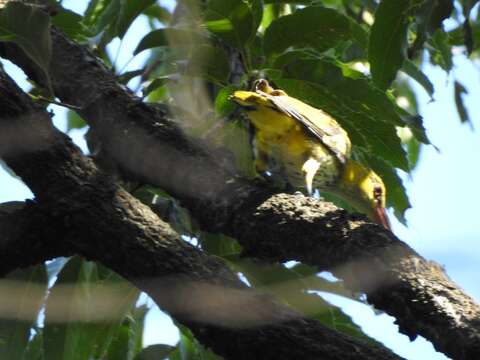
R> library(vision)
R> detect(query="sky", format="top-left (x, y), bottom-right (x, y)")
top-left (1, 1), bottom-right (479, 359)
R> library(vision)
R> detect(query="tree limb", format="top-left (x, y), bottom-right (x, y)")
top-left (0, 201), bottom-right (72, 275)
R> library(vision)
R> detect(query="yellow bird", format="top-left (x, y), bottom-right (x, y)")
top-left (230, 79), bottom-right (390, 229)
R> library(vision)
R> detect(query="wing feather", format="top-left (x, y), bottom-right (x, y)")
top-left (260, 91), bottom-right (350, 164)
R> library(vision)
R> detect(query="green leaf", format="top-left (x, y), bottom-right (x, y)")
top-left (461, 0), bottom-right (479, 54)
top-left (105, 304), bottom-right (148, 360)
top-left (134, 344), bottom-right (176, 360)
top-left (229, 259), bottom-right (379, 344)
top-left (400, 113), bottom-right (431, 145)
top-left (22, 328), bottom-right (44, 360)
top-left (260, 4), bottom-right (279, 31)
top-left (84, 0), bottom-right (156, 43)
top-left (85, 0), bottom-right (155, 44)
top-left (115, 0), bottom-right (156, 39)
top-left (171, 324), bottom-right (222, 360)
top-left (0, 34), bottom-right (15, 41)
top-left (176, 325), bottom-right (196, 360)
top-left (0, 2), bottom-right (52, 91)
top-left (214, 85), bottom-right (238, 116)
top-left (199, 232), bottom-right (242, 258)
top-left (423, 0), bottom-right (454, 35)
top-left (222, 120), bottom-right (257, 178)
top-left (449, 21), bottom-right (480, 49)
top-left (264, 6), bottom-right (352, 55)
top-left (105, 320), bottom-right (131, 360)
top-left (394, 78), bottom-right (419, 114)
top-left (67, 111), bottom-right (87, 132)
top-left (186, 45), bottom-right (230, 83)
top-left (251, 0), bottom-right (265, 42)
top-left (130, 305), bottom-right (149, 357)
top-left (142, 77), bottom-right (171, 96)
top-left (409, 0), bottom-right (453, 58)
top-left (118, 69), bottom-right (145, 84)
top-left (248, 34), bottom-right (267, 68)
top-left (401, 60), bottom-right (434, 98)
top-left (43, 257), bottom-right (95, 360)
top-left (43, 257), bottom-right (140, 360)
top-left (142, 76), bottom-right (168, 96)
top-left (390, 80), bottom-right (432, 146)
top-left (83, 0), bottom-right (113, 29)
top-left (428, 29), bottom-right (453, 71)
top-left (205, 0), bottom-right (263, 48)
top-left (269, 54), bottom-right (409, 170)
top-left (406, 136), bottom-right (421, 170)
top-left (454, 80), bottom-right (471, 126)
top-left (0, 265), bottom-right (48, 360)
top-left (143, 4), bottom-right (172, 24)
top-left (289, 264), bottom-right (358, 299)
top-left (84, 0), bottom-right (120, 38)
top-left (348, 18), bottom-right (369, 50)
top-left (146, 190), bottom-right (199, 235)
top-left (146, 84), bottom-right (168, 102)
top-left (52, 9), bottom-right (90, 41)
top-left (368, 0), bottom-right (411, 90)
top-left (134, 28), bottom-right (206, 55)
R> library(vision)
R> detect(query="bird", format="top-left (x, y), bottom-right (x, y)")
top-left (229, 79), bottom-right (390, 230)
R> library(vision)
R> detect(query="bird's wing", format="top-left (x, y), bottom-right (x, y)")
top-left (262, 92), bottom-right (351, 164)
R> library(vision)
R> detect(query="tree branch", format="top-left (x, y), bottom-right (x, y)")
top-left (0, 201), bottom-right (72, 275)
top-left (1, 22), bottom-right (480, 360)
top-left (0, 66), bottom-right (401, 359)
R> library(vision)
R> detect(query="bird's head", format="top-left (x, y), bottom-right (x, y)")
top-left (229, 79), bottom-right (287, 108)
top-left (335, 159), bottom-right (391, 230)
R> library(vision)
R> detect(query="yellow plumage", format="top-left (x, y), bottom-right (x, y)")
top-left (230, 79), bottom-right (390, 229)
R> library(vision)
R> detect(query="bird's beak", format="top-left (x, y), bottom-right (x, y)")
top-left (229, 91), bottom-right (253, 106)
top-left (229, 92), bottom-right (261, 112)
top-left (373, 205), bottom-right (391, 230)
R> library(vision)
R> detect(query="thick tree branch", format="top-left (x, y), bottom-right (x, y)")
top-left (1, 23), bottom-right (480, 360)
top-left (0, 201), bottom-right (72, 275)
top-left (0, 67), bottom-right (401, 359)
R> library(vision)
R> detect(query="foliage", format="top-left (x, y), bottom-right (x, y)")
top-left (0, 258), bottom-right (146, 360)
top-left (0, 0), bottom-right (477, 358)
top-left (0, 2), bottom-right (52, 92)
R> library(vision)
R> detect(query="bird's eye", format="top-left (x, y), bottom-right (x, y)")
top-left (254, 79), bottom-right (268, 91)
top-left (373, 186), bottom-right (382, 205)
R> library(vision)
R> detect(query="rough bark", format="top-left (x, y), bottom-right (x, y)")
top-left (0, 9), bottom-right (479, 360)
top-left (0, 201), bottom-right (72, 274)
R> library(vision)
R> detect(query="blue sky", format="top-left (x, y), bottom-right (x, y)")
top-left (1, 1), bottom-right (479, 359)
